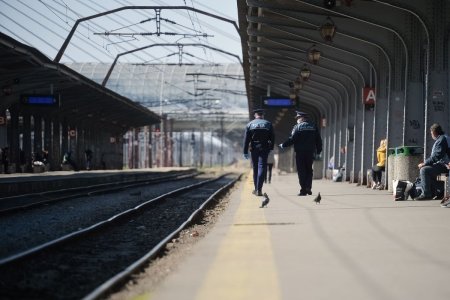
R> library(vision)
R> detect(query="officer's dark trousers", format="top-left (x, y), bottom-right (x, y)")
top-left (295, 151), bottom-right (314, 193)
top-left (251, 149), bottom-right (269, 193)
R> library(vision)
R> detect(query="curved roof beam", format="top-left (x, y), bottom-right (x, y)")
top-left (250, 69), bottom-right (337, 110)
top-left (54, 6), bottom-right (241, 62)
top-left (299, 90), bottom-right (339, 165)
top-left (292, 0), bottom-right (407, 146)
top-left (253, 75), bottom-right (342, 162)
top-left (247, 8), bottom-right (391, 153)
top-left (246, 16), bottom-right (372, 125)
top-left (255, 34), bottom-right (365, 85)
top-left (372, 0), bottom-right (430, 156)
top-left (249, 59), bottom-right (344, 110)
top-left (247, 35), bottom-right (362, 124)
top-left (247, 1), bottom-right (397, 176)
top-left (251, 70), bottom-right (337, 121)
top-left (253, 70), bottom-right (341, 150)
top-left (246, 14), bottom-right (376, 78)
top-left (251, 50), bottom-right (357, 135)
top-left (248, 39), bottom-right (358, 167)
top-left (247, 40), bottom-right (355, 98)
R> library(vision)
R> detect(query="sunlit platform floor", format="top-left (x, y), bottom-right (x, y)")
top-left (139, 170), bottom-right (450, 300)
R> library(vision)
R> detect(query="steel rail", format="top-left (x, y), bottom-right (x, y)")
top-left (0, 171), bottom-right (200, 214)
top-left (83, 173), bottom-right (242, 300)
top-left (0, 174), bottom-right (229, 266)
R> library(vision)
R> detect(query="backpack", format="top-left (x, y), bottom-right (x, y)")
top-left (408, 178), bottom-right (422, 200)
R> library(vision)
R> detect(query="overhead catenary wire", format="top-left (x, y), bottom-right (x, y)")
top-left (65, 0), bottom-right (185, 80)
top-left (80, 0), bottom-right (203, 67)
top-left (147, 0), bottom-right (241, 83)
top-left (9, 0), bottom-right (108, 62)
top-left (156, 0), bottom-right (210, 61)
top-left (0, 24), bottom-right (29, 45)
top-left (3, 0), bottom-right (241, 65)
top-left (113, 0), bottom-right (207, 64)
top-left (43, 0), bottom-right (172, 82)
top-left (188, 0), bottom-right (211, 60)
top-left (71, 0), bottom-right (159, 62)
top-left (46, 0), bottom-right (115, 51)
top-left (123, 0), bottom-right (239, 64)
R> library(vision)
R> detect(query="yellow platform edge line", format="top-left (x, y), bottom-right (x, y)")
top-left (195, 172), bottom-right (281, 300)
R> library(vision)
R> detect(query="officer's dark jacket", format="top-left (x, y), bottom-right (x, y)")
top-left (243, 118), bottom-right (274, 154)
top-left (281, 121), bottom-right (322, 154)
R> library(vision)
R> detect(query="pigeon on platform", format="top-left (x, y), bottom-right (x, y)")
top-left (313, 193), bottom-right (321, 204)
top-left (260, 192), bottom-right (270, 208)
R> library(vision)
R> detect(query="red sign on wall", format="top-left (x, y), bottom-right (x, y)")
top-left (363, 87), bottom-right (376, 105)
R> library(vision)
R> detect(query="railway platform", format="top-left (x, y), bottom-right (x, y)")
top-left (147, 171), bottom-right (450, 300)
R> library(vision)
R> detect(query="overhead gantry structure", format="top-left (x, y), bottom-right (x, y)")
top-left (237, 0), bottom-right (450, 183)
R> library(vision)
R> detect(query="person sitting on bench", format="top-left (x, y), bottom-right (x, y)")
top-left (371, 138), bottom-right (387, 189)
top-left (415, 123), bottom-right (449, 200)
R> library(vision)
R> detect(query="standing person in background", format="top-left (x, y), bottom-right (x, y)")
top-left (279, 111), bottom-right (322, 196)
top-left (42, 149), bottom-right (50, 171)
top-left (265, 150), bottom-right (275, 184)
top-left (85, 149), bottom-right (93, 170)
top-left (1, 146), bottom-right (10, 174)
top-left (371, 139), bottom-right (387, 189)
top-left (243, 108), bottom-right (275, 196)
top-left (19, 148), bottom-right (26, 173)
top-left (62, 151), bottom-right (79, 171)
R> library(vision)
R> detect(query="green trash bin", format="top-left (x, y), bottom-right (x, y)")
top-left (395, 146), bottom-right (423, 183)
top-left (396, 146), bottom-right (424, 156)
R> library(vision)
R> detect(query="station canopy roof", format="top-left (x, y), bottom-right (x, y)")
top-left (0, 32), bottom-right (160, 130)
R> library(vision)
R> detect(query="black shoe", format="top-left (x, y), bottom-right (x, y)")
top-left (415, 194), bottom-right (432, 201)
top-left (257, 191), bottom-right (263, 196)
top-left (260, 193), bottom-right (270, 208)
top-left (298, 192), bottom-right (307, 196)
top-left (307, 190), bottom-right (312, 195)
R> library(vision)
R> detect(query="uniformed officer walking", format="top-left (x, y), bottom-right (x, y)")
top-left (279, 111), bottom-right (322, 196)
top-left (243, 109), bottom-right (275, 196)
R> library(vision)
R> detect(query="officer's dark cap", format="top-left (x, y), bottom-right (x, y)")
top-left (295, 111), bottom-right (308, 118)
top-left (253, 108), bottom-right (265, 115)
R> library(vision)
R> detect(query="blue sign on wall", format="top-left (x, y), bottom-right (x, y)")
top-left (262, 97), bottom-right (294, 107)
top-left (21, 95), bottom-right (59, 106)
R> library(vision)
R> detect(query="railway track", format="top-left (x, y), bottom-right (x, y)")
top-left (0, 172), bottom-right (241, 300)
top-left (0, 169), bottom-right (200, 214)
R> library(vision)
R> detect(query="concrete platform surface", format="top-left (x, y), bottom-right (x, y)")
top-left (149, 172), bottom-right (450, 300)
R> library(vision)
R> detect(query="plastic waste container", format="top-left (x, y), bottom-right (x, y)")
top-left (313, 158), bottom-right (323, 179)
top-left (394, 146), bottom-right (423, 183)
